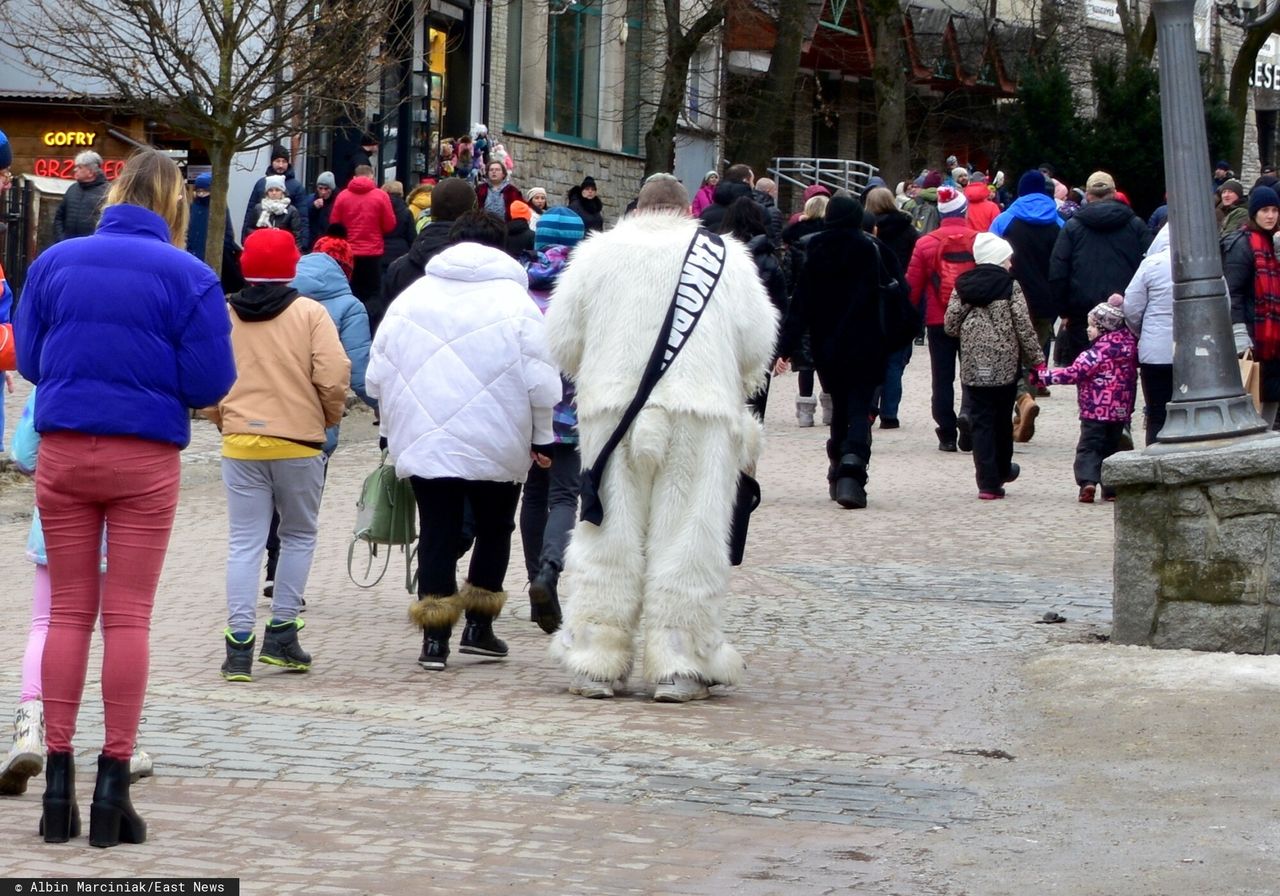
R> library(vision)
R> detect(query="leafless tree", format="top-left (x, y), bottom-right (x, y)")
top-left (1225, 0), bottom-right (1280, 168)
top-left (0, 0), bottom-right (404, 272)
top-left (644, 0), bottom-right (736, 177)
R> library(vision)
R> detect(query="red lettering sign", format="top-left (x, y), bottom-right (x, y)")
top-left (32, 158), bottom-right (125, 179)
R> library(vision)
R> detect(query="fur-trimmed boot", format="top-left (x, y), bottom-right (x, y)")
top-left (88, 754), bottom-right (145, 848)
top-left (0, 699), bottom-right (44, 796)
top-left (458, 584), bottom-right (509, 658)
top-left (819, 392), bottom-right (834, 426)
top-left (409, 593), bottom-right (464, 671)
top-left (795, 395), bottom-right (817, 427)
top-left (40, 751), bottom-right (80, 842)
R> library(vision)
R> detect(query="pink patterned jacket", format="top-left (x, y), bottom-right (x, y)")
top-left (1043, 329), bottom-right (1138, 422)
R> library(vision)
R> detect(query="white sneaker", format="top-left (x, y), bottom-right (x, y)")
top-left (568, 672), bottom-right (615, 699)
top-left (129, 749), bottom-right (154, 783)
top-left (653, 675), bottom-right (710, 703)
top-left (0, 700), bottom-right (44, 796)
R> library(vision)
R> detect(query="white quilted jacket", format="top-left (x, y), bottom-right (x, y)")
top-left (366, 242), bottom-right (561, 482)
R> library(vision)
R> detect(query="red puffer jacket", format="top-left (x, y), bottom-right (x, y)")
top-left (330, 177), bottom-right (396, 256)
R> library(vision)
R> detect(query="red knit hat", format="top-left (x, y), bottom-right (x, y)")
top-left (310, 235), bottom-right (354, 281)
top-left (241, 229), bottom-right (300, 282)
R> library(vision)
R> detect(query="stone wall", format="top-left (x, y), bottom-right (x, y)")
top-left (1105, 437), bottom-right (1280, 653)
top-left (500, 132), bottom-right (645, 224)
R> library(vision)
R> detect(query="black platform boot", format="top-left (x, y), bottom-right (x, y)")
top-left (833, 454), bottom-right (868, 510)
top-left (40, 751), bottom-right (81, 842)
top-left (418, 626), bottom-right (452, 671)
top-left (459, 611), bottom-right (509, 657)
top-left (89, 753), bottom-right (146, 848)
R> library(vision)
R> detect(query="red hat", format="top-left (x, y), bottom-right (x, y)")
top-left (310, 235), bottom-right (354, 281)
top-left (241, 229), bottom-right (300, 282)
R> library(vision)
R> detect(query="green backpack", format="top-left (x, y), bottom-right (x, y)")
top-left (348, 451), bottom-right (418, 591)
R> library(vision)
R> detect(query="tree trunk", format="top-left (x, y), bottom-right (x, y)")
top-left (724, 0), bottom-right (807, 176)
top-left (1229, 25), bottom-right (1275, 171)
top-left (868, 0), bottom-right (910, 181)
top-left (642, 1), bottom-right (726, 179)
top-left (204, 142), bottom-right (234, 278)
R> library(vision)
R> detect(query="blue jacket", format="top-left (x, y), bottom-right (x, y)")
top-left (989, 192), bottom-right (1061, 237)
top-left (16, 204), bottom-right (237, 448)
top-left (186, 194), bottom-right (237, 263)
top-left (291, 253), bottom-right (373, 407)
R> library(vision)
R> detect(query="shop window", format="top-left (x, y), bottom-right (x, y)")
top-left (686, 43), bottom-right (718, 131)
top-left (622, 0), bottom-right (645, 153)
top-left (504, 0), bottom-right (522, 130)
top-left (545, 0), bottom-right (602, 145)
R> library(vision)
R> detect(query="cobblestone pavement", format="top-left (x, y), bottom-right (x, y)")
top-left (0, 359), bottom-right (1270, 894)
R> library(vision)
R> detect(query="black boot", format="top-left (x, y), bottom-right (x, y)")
top-left (459, 612), bottom-right (509, 658)
top-left (528, 563), bottom-right (562, 635)
top-left (88, 754), bottom-right (146, 848)
top-left (833, 454), bottom-right (868, 510)
top-left (259, 619), bottom-right (311, 671)
top-left (40, 751), bottom-right (80, 842)
top-left (418, 626), bottom-right (452, 671)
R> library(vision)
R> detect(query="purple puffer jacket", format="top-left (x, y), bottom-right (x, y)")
top-left (1043, 328), bottom-right (1138, 422)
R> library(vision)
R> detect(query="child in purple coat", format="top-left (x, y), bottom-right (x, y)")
top-left (1031, 294), bottom-right (1138, 503)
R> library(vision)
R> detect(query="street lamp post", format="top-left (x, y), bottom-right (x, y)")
top-left (1150, 0), bottom-right (1270, 447)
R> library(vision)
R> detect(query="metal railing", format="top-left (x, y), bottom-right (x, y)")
top-left (767, 157), bottom-right (880, 196)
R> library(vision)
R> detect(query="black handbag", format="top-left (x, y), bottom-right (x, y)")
top-left (728, 473), bottom-right (761, 567)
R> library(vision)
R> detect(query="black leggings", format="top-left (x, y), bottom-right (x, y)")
top-left (410, 477), bottom-right (521, 597)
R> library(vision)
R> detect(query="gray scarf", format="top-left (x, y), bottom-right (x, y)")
top-left (484, 181), bottom-right (509, 218)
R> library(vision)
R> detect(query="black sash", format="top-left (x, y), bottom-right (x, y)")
top-left (578, 229), bottom-right (728, 526)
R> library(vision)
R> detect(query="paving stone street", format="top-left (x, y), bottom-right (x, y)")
top-left (0, 360), bottom-right (1276, 895)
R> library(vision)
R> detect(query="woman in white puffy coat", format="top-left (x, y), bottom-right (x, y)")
top-left (1122, 224), bottom-right (1172, 446)
top-left (366, 210), bottom-right (562, 672)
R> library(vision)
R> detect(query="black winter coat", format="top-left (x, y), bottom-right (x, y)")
top-left (567, 187), bottom-right (605, 232)
top-left (1004, 216), bottom-right (1061, 321)
top-left (243, 204), bottom-right (304, 250)
top-left (751, 190), bottom-right (785, 244)
top-left (698, 180), bottom-right (753, 233)
top-left (381, 195), bottom-right (418, 265)
top-left (506, 219), bottom-right (536, 257)
top-left (305, 194), bottom-right (335, 252)
top-left (54, 174), bottom-right (108, 240)
top-left (873, 211), bottom-right (918, 275)
top-left (745, 234), bottom-right (787, 320)
top-left (382, 220), bottom-right (454, 307)
top-left (1049, 199), bottom-right (1151, 320)
top-left (779, 226), bottom-right (904, 387)
top-left (242, 166), bottom-right (306, 236)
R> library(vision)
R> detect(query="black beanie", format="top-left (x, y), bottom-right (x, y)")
top-left (271, 145), bottom-right (289, 162)
top-left (824, 195), bottom-right (864, 230)
top-left (581, 176), bottom-right (597, 191)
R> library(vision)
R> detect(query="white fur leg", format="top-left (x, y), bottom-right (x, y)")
top-left (549, 623), bottom-right (636, 682)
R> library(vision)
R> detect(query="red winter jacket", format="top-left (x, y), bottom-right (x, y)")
top-left (964, 184), bottom-right (1000, 233)
top-left (906, 217), bottom-right (977, 326)
top-left (330, 177), bottom-right (395, 257)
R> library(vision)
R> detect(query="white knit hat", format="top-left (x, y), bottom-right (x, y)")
top-left (973, 232), bottom-right (1013, 267)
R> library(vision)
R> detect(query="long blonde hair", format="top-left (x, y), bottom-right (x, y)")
top-left (105, 148), bottom-right (188, 246)
top-left (803, 195), bottom-right (829, 220)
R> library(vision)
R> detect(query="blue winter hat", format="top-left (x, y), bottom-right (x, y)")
top-left (194, 172), bottom-right (213, 190)
top-left (0, 129), bottom-right (10, 170)
top-left (1017, 170), bottom-right (1046, 198)
top-left (1250, 185), bottom-right (1280, 219)
top-left (535, 206), bottom-right (586, 251)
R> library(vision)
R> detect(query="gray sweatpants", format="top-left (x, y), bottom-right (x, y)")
top-left (222, 455), bottom-right (326, 632)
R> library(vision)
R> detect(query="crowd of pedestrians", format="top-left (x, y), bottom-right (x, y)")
top-left (0, 121), bottom-right (1271, 848)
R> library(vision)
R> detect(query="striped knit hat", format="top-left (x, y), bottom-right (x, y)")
top-left (535, 206), bottom-right (586, 250)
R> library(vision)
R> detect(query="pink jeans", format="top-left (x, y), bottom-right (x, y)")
top-left (37, 432), bottom-right (180, 760)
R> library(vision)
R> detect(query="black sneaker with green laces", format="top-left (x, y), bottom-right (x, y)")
top-left (221, 631), bottom-right (255, 682)
top-left (259, 619), bottom-right (311, 671)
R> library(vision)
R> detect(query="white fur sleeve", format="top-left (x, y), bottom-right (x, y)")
top-left (544, 257), bottom-right (588, 379)
top-left (724, 251), bottom-right (780, 398)
top-left (517, 304), bottom-right (563, 446)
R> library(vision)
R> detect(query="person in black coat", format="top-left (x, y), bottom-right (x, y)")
top-left (567, 176), bottom-right (605, 232)
top-left (777, 195), bottom-right (908, 509)
top-left (1048, 171), bottom-right (1151, 361)
top-left (380, 180), bottom-right (419, 271)
top-left (865, 186), bottom-right (919, 428)
top-left (304, 171), bottom-right (338, 252)
top-left (242, 146), bottom-right (307, 237)
top-left (723, 197), bottom-right (787, 420)
top-left (381, 178), bottom-right (476, 310)
top-left (54, 151), bottom-right (109, 240)
top-left (699, 173), bottom-right (753, 234)
top-left (505, 200), bottom-right (537, 257)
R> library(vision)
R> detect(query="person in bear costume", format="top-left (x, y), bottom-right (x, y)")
top-left (544, 175), bottom-right (777, 702)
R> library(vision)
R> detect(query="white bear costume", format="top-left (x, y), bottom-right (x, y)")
top-left (545, 209), bottom-right (777, 689)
